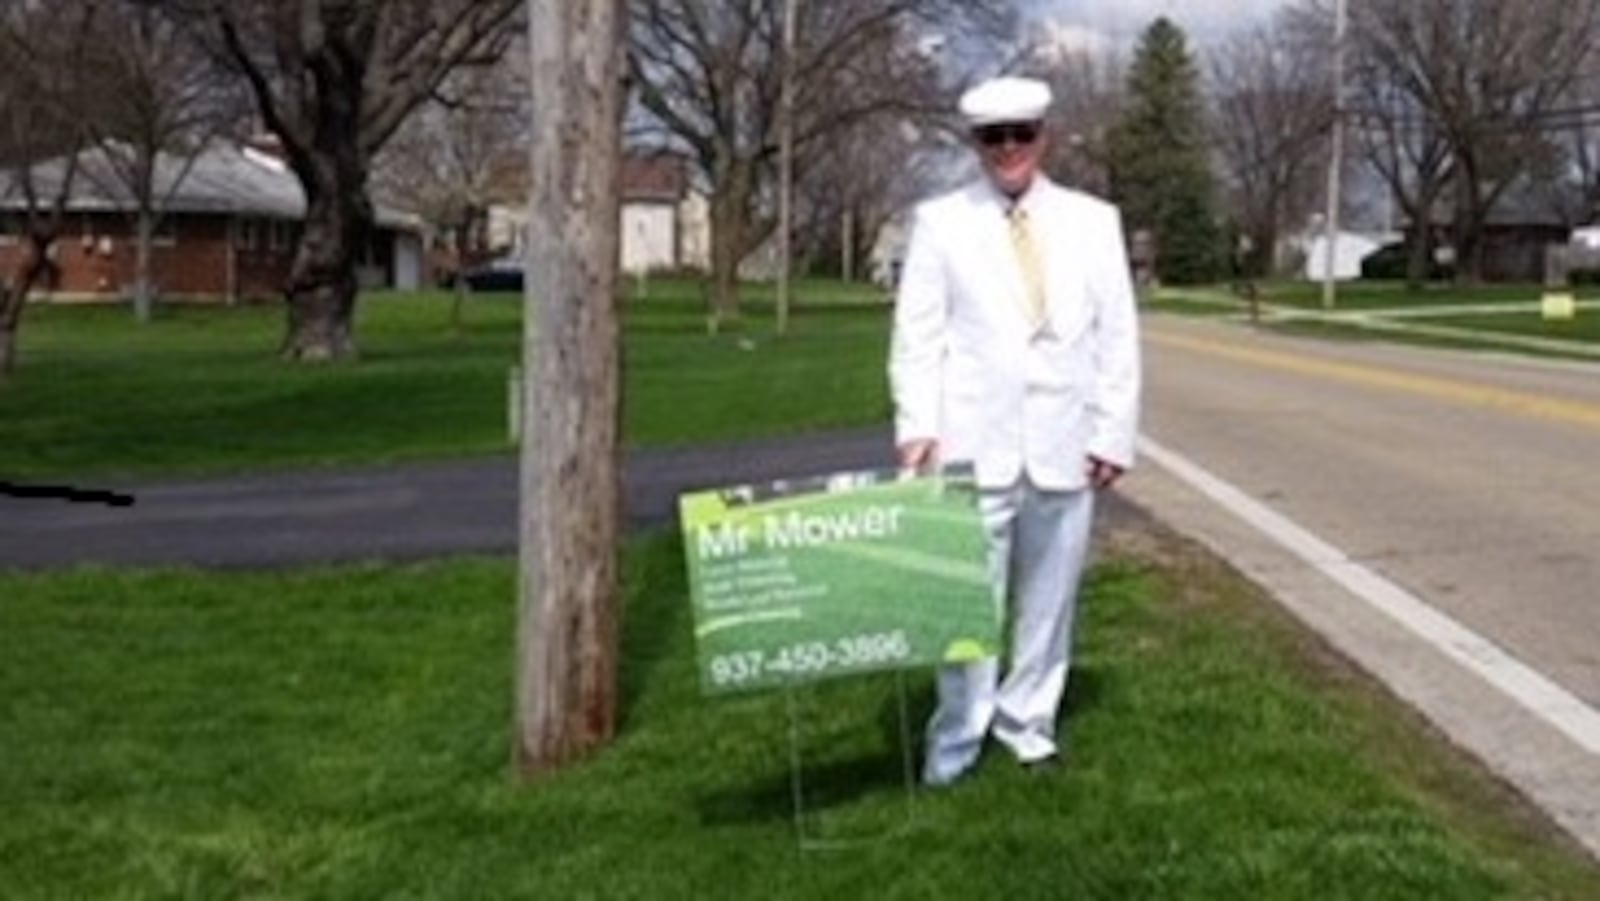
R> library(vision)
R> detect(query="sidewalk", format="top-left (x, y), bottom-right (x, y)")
top-left (1159, 288), bottom-right (1600, 360)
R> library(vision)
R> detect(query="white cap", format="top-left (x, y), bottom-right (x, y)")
top-left (959, 76), bottom-right (1052, 127)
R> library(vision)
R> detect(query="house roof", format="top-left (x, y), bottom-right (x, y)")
top-left (0, 142), bottom-right (422, 231)
top-left (620, 153), bottom-right (688, 203)
top-left (1418, 181), bottom-right (1585, 230)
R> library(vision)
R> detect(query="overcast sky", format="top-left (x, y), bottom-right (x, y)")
top-left (1030, 0), bottom-right (1293, 52)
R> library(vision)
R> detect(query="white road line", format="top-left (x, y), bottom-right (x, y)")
top-left (1139, 434), bottom-right (1600, 756)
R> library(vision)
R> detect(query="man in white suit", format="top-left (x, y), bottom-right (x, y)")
top-left (889, 76), bottom-right (1141, 785)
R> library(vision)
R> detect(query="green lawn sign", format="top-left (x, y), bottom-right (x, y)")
top-left (679, 465), bottom-right (1000, 695)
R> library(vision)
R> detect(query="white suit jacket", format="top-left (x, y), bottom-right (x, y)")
top-left (889, 177), bottom-right (1141, 491)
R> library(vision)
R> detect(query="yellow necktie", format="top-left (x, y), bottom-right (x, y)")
top-left (1008, 205), bottom-right (1047, 329)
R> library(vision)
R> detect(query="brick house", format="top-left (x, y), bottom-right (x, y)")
top-left (0, 142), bottom-right (425, 303)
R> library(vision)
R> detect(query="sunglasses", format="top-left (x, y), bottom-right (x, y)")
top-left (974, 122), bottom-right (1042, 147)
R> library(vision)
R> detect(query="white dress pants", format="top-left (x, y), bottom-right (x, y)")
top-left (923, 477), bottom-right (1095, 784)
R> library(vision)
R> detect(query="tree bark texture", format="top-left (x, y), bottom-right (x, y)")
top-left (0, 287), bottom-right (20, 377)
top-left (282, 187), bottom-right (368, 361)
top-left (706, 157), bottom-right (756, 330)
top-left (0, 237), bottom-right (56, 379)
top-left (1404, 219), bottom-right (1433, 289)
top-left (516, 0), bottom-right (625, 777)
top-left (279, 78), bottom-right (372, 362)
top-left (134, 211), bottom-right (155, 323)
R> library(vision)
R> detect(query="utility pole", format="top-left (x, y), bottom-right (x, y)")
top-left (841, 210), bottom-right (854, 282)
top-left (776, 0), bottom-right (798, 334)
top-left (516, 0), bottom-right (624, 777)
top-left (1321, 0), bottom-right (1348, 309)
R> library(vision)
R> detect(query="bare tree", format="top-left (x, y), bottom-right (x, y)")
top-left (792, 115), bottom-right (949, 279)
top-left (1349, 0), bottom-right (1600, 282)
top-left (373, 58), bottom-right (526, 331)
top-left (1349, 61), bottom-right (1453, 286)
top-left (1209, 14), bottom-right (1333, 277)
top-left (86, 2), bottom-right (239, 323)
top-left (517, 0), bottom-right (624, 776)
top-left (1034, 41), bottom-right (1125, 197)
top-left (1539, 46), bottom-right (1600, 226)
top-left (149, 0), bottom-right (523, 360)
top-left (628, 0), bottom-right (1011, 329)
top-left (0, 0), bottom-right (101, 378)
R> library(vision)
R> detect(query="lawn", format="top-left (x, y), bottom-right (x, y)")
top-left (0, 280), bottom-right (892, 478)
top-left (1251, 280), bottom-right (1598, 311)
top-left (3, 528), bottom-right (1597, 899)
top-left (1142, 291), bottom-right (1250, 317)
top-left (1418, 310), bottom-right (1600, 343)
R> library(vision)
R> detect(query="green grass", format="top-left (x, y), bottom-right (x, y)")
top-left (1152, 282), bottom-right (1600, 357)
top-left (1257, 319), bottom-right (1600, 363)
top-left (1419, 310), bottom-right (1600, 343)
top-left (4, 533), bottom-right (1599, 898)
top-left (1253, 281), bottom-right (1597, 311)
top-left (0, 281), bottom-right (892, 478)
top-left (1143, 293), bottom-right (1251, 317)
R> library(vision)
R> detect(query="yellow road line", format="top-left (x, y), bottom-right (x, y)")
top-left (1148, 329), bottom-right (1600, 432)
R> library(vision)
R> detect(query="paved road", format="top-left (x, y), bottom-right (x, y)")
top-left (1141, 315), bottom-right (1600, 705)
top-left (0, 428), bottom-right (903, 569)
top-left (0, 427), bottom-right (1148, 570)
top-left (1125, 314), bottom-right (1600, 856)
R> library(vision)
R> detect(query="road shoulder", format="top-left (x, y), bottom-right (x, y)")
top-left (1119, 449), bottom-right (1600, 860)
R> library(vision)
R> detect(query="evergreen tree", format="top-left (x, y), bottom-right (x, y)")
top-left (1108, 18), bottom-right (1224, 285)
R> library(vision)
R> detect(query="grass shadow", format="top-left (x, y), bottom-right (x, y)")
top-left (617, 530), bottom-right (690, 730)
top-left (1062, 663), bottom-right (1105, 717)
top-left (869, 663), bottom-right (1108, 770)
top-left (695, 747), bottom-right (911, 828)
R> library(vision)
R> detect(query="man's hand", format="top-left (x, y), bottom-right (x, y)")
top-left (1086, 455), bottom-right (1125, 490)
top-left (898, 439), bottom-right (940, 474)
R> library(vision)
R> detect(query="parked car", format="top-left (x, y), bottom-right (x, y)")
top-left (1359, 241), bottom-right (1453, 281)
top-left (458, 254), bottom-right (525, 293)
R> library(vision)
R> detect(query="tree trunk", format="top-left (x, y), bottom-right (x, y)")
top-left (707, 183), bottom-right (745, 332)
top-left (516, 0), bottom-right (624, 777)
top-left (134, 211), bottom-right (155, 323)
top-left (0, 238), bottom-right (52, 380)
top-left (451, 222), bottom-right (471, 334)
top-left (281, 185), bottom-right (369, 361)
top-left (1247, 223), bottom-right (1276, 278)
top-left (0, 287), bottom-right (20, 378)
top-left (279, 64), bottom-right (373, 363)
top-left (1404, 221), bottom-right (1432, 290)
top-left (1451, 160), bottom-right (1486, 286)
top-left (706, 157), bottom-right (759, 332)
top-left (1454, 217), bottom-right (1486, 285)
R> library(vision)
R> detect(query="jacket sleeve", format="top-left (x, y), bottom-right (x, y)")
top-left (1086, 206), bottom-right (1142, 469)
top-left (888, 204), bottom-right (947, 446)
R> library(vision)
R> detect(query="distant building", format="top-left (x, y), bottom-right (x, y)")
top-left (870, 214), bottom-right (909, 288)
top-left (0, 142), bottom-right (425, 303)
top-left (1425, 191), bottom-right (1575, 282)
top-left (1296, 229), bottom-right (1393, 282)
top-left (484, 151), bottom-right (710, 274)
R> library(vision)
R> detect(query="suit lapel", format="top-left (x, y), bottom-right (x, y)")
top-left (1033, 187), bottom-right (1084, 330)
